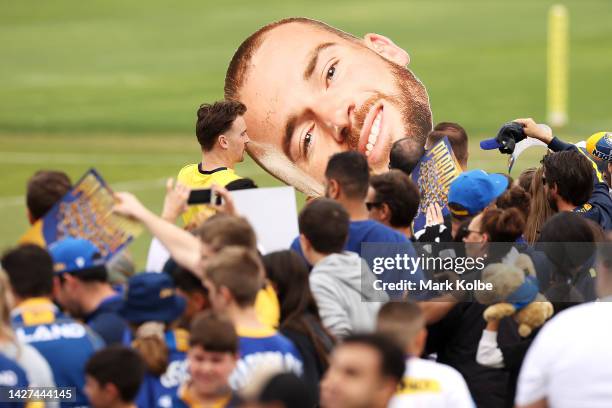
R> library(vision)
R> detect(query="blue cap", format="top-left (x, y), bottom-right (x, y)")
top-left (49, 237), bottom-right (105, 274)
top-left (448, 170), bottom-right (509, 216)
top-left (119, 272), bottom-right (186, 324)
top-left (480, 138), bottom-right (502, 150)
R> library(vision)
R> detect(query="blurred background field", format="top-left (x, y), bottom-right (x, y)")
top-left (1, 0), bottom-right (611, 268)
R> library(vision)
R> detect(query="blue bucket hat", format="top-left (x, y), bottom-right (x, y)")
top-left (119, 272), bottom-right (186, 324)
top-left (448, 170), bottom-right (509, 216)
top-left (49, 237), bottom-right (105, 274)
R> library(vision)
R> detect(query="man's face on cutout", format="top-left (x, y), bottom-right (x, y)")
top-left (234, 22), bottom-right (432, 192)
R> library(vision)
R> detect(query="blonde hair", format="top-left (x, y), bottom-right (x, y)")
top-left (0, 270), bottom-right (16, 345)
top-left (525, 166), bottom-right (554, 244)
top-left (132, 321), bottom-right (169, 376)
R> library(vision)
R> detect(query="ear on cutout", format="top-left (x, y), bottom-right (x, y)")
top-left (363, 33), bottom-right (410, 66)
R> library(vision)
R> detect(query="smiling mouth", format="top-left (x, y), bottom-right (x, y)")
top-left (365, 110), bottom-right (382, 157)
top-left (357, 103), bottom-right (384, 157)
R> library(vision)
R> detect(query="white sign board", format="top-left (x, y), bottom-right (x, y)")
top-left (231, 186), bottom-right (299, 254)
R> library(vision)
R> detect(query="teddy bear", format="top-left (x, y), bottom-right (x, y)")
top-left (474, 254), bottom-right (554, 337)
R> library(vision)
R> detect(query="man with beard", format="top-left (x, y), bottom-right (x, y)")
top-left (50, 237), bottom-right (128, 345)
top-left (516, 118), bottom-right (612, 230)
top-left (224, 18), bottom-right (432, 196)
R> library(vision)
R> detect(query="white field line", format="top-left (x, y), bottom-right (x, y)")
top-left (0, 178), bottom-right (167, 208)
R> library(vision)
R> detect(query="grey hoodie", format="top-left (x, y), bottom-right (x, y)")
top-left (310, 251), bottom-right (389, 339)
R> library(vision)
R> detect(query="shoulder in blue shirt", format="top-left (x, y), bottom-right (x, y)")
top-left (11, 298), bottom-right (103, 407)
top-left (291, 219), bottom-right (407, 259)
top-left (0, 353), bottom-right (28, 408)
top-left (230, 328), bottom-right (303, 391)
top-left (85, 294), bottom-right (129, 346)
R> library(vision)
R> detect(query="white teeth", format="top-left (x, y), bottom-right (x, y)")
top-left (365, 111), bottom-right (382, 154)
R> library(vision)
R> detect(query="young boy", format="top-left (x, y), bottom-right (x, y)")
top-left (173, 312), bottom-right (241, 407)
top-left (203, 246), bottom-right (303, 390)
top-left (84, 346), bottom-right (146, 408)
top-left (376, 302), bottom-right (474, 408)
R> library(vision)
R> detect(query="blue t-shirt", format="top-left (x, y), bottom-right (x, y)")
top-left (85, 294), bottom-right (128, 346)
top-left (0, 353), bottom-right (29, 408)
top-left (291, 219), bottom-right (408, 258)
top-left (230, 326), bottom-right (303, 391)
top-left (11, 298), bottom-right (104, 407)
top-left (132, 329), bottom-right (189, 408)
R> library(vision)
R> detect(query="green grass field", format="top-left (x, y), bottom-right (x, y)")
top-left (1, 0), bottom-right (611, 268)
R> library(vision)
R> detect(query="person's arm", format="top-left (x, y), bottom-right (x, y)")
top-left (476, 320), bottom-right (505, 368)
top-left (516, 398), bottom-right (548, 408)
top-left (309, 275), bottom-right (352, 339)
top-left (515, 117), bottom-right (610, 205)
top-left (418, 295), bottom-right (458, 324)
top-left (113, 192), bottom-right (202, 276)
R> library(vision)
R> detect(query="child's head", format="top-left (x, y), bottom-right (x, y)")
top-left (84, 346), bottom-right (145, 408)
top-left (298, 198), bottom-right (349, 261)
top-left (203, 246), bottom-right (264, 312)
top-left (376, 301), bottom-right (426, 356)
top-left (188, 311), bottom-right (239, 396)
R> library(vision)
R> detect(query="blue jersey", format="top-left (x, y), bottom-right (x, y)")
top-left (133, 329), bottom-right (189, 408)
top-left (11, 298), bottom-right (103, 407)
top-left (169, 383), bottom-right (240, 408)
top-left (0, 353), bottom-right (29, 408)
top-left (84, 294), bottom-right (128, 345)
top-left (230, 326), bottom-right (303, 391)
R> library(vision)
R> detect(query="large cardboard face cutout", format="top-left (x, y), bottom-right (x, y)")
top-left (225, 18), bottom-right (432, 196)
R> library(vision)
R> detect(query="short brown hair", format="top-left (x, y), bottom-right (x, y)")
top-left (190, 311), bottom-right (238, 353)
top-left (370, 170), bottom-right (420, 228)
top-left (196, 214), bottom-right (257, 252)
top-left (376, 301), bottom-right (425, 350)
top-left (224, 18), bottom-right (357, 101)
top-left (26, 170), bottom-right (71, 220)
top-left (542, 150), bottom-right (594, 206)
top-left (429, 122), bottom-right (469, 168)
top-left (196, 100), bottom-right (246, 151)
top-left (298, 198), bottom-right (349, 254)
top-left (205, 246), bottom-right (263, 307)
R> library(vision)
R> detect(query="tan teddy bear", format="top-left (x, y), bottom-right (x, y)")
top-left (475, 254), bottom-right (554, 337)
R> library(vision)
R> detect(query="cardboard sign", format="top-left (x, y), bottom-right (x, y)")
top-left (20, 169), bottom-right (142, 260)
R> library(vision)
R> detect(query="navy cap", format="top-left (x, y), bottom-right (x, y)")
top-left (480, 122), bottom-right (526, 153)
top-left (119, 272), bottom-right (186, 324)
top-left (49, 237), bottom-right (105, 274)
top-left (448, 170), bottom-right (509, 216)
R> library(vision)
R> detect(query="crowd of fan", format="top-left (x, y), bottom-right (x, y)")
top-left (1, 102), bottom-right (612, 408)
